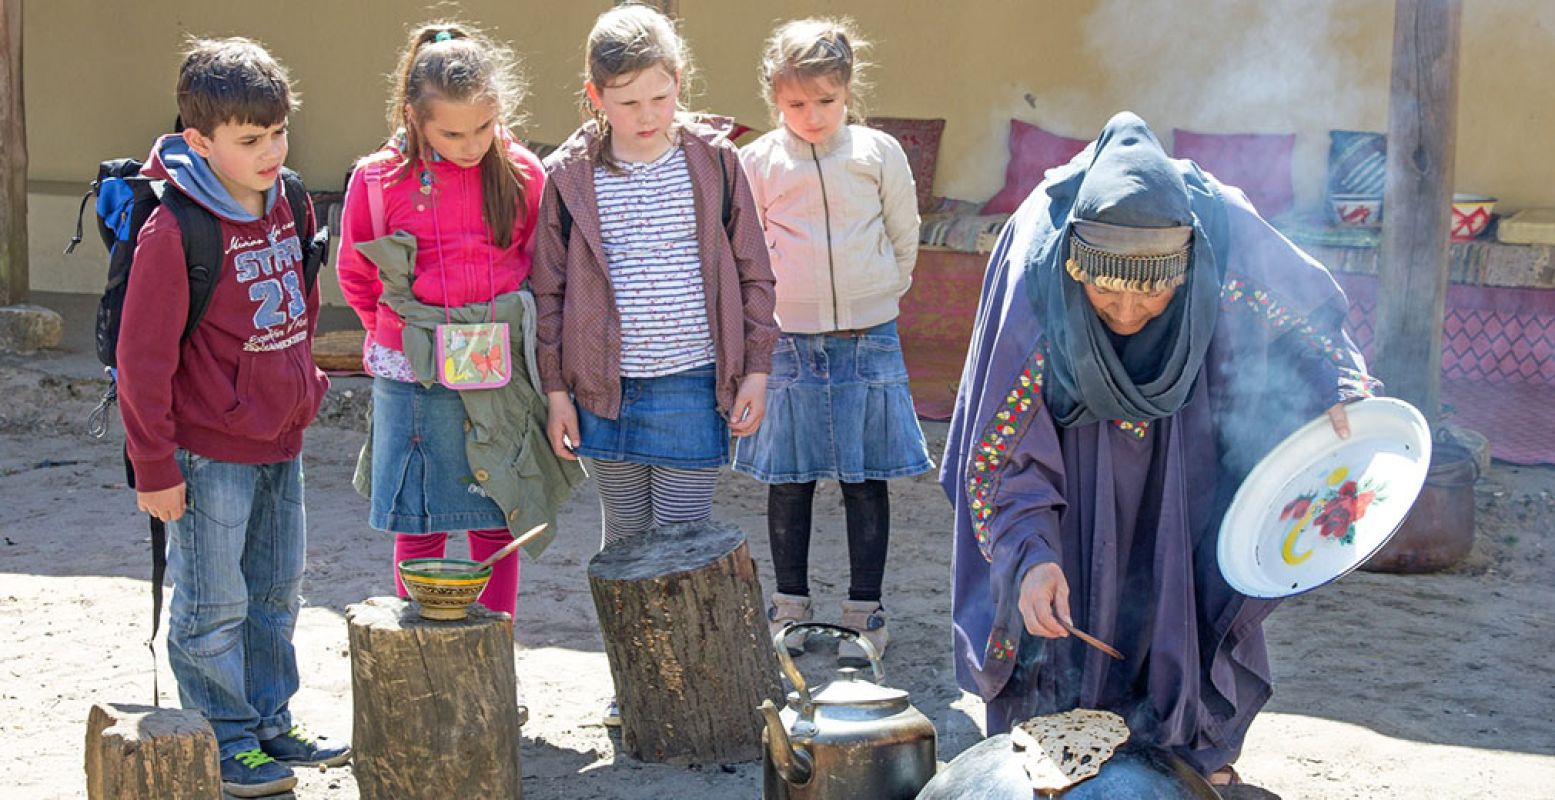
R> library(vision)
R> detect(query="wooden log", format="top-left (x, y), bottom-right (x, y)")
top-left (346, 597), bottom-right (522, 800)
top-left (587, 520), bottom-right (782, 764)
top-left (1375, 0), bottom-right (1463, 429)
top-left (83, 703), bottom-right (222, 800)
top-left (0, 0), bottom-right (29, 306)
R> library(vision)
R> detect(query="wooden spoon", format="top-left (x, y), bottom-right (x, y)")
top-left (466, 523), bottom-right (548, 573)
top-left (1063, 620), bottom-right (1124, 661)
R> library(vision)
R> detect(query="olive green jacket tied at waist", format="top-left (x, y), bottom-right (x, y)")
top-left (351, 231), bottom-right (585, 558)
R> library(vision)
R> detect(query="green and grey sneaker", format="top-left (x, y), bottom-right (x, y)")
top-left (259, 724), bottom-right (351, 768)
top-left (221, 748), bottom-right (297, 798)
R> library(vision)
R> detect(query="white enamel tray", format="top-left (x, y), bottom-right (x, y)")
top-left (1218, 397), bottom-right (1432, 598)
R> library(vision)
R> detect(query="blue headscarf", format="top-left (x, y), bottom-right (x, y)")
top-left (1024, 112), bottom-right (1231, 427)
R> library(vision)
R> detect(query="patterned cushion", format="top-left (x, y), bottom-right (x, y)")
top-left (866, 116), bottom-right (946, 213)
top-left (1325, 130), bottom-right (1387, 222)
top-left (1173, 129), bottom-right (1297, 217)
top-left (981, 120), bottom-right (1089, 215)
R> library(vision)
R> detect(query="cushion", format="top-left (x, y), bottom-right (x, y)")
top-left (1172, 129), bottom-right (1297, 217)
top-left (866, 116), bottom-right (946, 213)
top-left (1325, 129), bottom-right (1387, 220)
top-left (982, 120), bottom-right (1089, 215)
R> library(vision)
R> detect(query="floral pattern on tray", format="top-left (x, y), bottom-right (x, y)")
top-left (1278, 466), bottom-right (1386, 563)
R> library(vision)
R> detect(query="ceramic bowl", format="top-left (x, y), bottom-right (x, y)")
top-left (1330, 193), bottom-right (1383, 228)
top-left (398, 558), bottom-right (491, 620)
top-left (1451, 193), bottom-right (1496, 241)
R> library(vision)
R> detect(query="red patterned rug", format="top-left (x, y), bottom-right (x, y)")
top-left (1336, 274), bottom-right (1555, 465)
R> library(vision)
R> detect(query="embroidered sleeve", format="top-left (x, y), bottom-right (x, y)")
top-left (1222, 277), bottom-right (1381, 403)
top-left (965, 349), bottom-right (1048, 563)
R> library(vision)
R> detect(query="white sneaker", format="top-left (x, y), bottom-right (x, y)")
top-left (838, 600), bottom-right (889, 668)
top-left (767, 592), bottom-right (813, 656)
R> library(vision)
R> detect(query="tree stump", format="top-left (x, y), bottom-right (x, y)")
top-left (346, 597), bottom-right (522, 800)
top-left (587, 520), bottom-right (782, 764)
top-left (84, 703), bottom-right (221, 800)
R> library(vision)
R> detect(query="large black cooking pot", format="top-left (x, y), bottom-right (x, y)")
top-left (916, 734), bottom-right (1220, 799)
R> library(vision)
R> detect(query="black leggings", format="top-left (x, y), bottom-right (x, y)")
top-left (767, 480), bottom-right (889, 603)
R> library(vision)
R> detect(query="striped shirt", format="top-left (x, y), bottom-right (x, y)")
top-left (595, 146), bottom-right (716, 377)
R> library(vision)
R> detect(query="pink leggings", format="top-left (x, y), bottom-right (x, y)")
top-left (393, 529), bottom-right (521, 617)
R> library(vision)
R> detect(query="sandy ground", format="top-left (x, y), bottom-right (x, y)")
top-left (3, 294), bottom-right (1554, 799)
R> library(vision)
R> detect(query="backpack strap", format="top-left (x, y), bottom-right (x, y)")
top-left (719, 148), bottom-right (732, 230)
top-left (364, 167), bottom-right (388, 240)
top-left (154, 186), bottom-right (225, 342)
top-left (280, 168), bottom-right (328, 294)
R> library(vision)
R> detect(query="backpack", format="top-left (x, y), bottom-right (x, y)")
top-left (65, 160), bottom-right (328, 705)
top-left (67, 159), bottom-right (329, 368)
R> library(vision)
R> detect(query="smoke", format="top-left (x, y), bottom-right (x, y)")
top-left (1022, 0), bottom-right (1387, 212)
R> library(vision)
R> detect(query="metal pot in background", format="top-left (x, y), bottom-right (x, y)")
top-left (760, 623), bottom-right (937, 800)
top-left (1363, 436), bottom-right (1478, 573)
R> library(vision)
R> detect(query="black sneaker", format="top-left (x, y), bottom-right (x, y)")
top-left (259, 724), bottom-right (352, 767)
top-left (221, 748), bottom-right (297, 798)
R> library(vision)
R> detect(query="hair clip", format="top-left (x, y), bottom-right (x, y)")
top-left (434, 30), bottom-right (454, 43)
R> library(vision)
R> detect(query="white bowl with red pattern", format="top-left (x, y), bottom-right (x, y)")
top-left (1450, 193), bottom-right (1496, 241)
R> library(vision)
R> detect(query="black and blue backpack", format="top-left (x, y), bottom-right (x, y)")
top-left (67, 158), bottom-right (327, 369)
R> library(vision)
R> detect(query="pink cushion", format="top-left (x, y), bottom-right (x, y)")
top-left (982, 120), bottom-right (1089, 215)
top-left (866, 117), bottom-right (945, 213)
top-left (1172, 129), bottom-right (1296, 217)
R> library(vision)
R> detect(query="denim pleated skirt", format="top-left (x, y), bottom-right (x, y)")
top-left (734, 320), bottom-right (932, 483)
top-left (369, 377), bottom-right (507, 534)
top-left (575, 363), bottom-right (729, 468)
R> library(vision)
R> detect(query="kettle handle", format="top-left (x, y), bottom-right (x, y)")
top-left (772, 622), bottom-right (887, 714)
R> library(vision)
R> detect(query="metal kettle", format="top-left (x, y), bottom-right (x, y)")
top-left (759, 623), bottom-right (937, 800)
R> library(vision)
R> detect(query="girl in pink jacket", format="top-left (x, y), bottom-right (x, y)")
top-left (336, 22), bottom-right (544, 617)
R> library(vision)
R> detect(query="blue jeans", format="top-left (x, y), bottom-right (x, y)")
top-left (166, 450), bottom-right (305, 759)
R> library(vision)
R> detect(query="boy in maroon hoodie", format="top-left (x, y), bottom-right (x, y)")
top-left (115, 38), bottom-right (347, 797)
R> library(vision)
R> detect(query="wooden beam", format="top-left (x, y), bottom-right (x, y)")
top-left (0, 0), bottom-right (27, 306)
top-left (1374, 0), bottom-right (1462, 430)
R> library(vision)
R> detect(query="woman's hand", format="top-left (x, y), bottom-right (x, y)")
top-left (1326, 402), bottom-right (1351, 440)
top-left (546, 391), bottom-right (581, 460)
top-left (729, 373), bottom-right (768, 437)
top-left (1018, 562), bottom-right (1072, 639)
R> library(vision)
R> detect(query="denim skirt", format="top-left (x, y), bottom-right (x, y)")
top-left (369, 377), bottom-right (507, 534)
top-left (575, 363), bottom-right (729, 468)
top-left (734, 320), bottom-right (932, 483)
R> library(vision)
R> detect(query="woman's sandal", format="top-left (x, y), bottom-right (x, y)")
top-left (1208, 764), bottom-right (1242, 786)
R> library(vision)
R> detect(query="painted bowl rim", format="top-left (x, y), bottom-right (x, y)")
top-left (1452, 193), bottom-right (1497, 204)
top-left (397, 557), bottom-right (492, 581)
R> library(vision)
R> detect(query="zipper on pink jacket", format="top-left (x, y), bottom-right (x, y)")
top-left (810, 143), bottom-right (840, 330)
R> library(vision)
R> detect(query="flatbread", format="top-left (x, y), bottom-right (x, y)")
top-left (1009, 708), bottom-right (1131, 794)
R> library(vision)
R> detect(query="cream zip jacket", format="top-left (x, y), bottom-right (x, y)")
top-left (739, 124), bottom-right (920, 333)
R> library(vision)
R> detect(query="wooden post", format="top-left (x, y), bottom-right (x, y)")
top-left (588, 520), bottom-right (782, 764)
top-left (347, 597), bottom-right (523, 800)
top-left (84, 704), bottom-right (223, 800)
top-left (1374, 0), bottom-right (1462, 429)
top-left (0, 0), bottom-right (28, 306)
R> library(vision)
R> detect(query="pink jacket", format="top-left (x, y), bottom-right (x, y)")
top-left (337, 138), bottom-right (545, 352)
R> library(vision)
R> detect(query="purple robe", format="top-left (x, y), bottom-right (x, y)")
top-left (940, 183), bottom-right (1378, 775)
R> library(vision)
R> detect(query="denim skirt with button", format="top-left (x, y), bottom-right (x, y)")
top-left (575, 363), bottom-right (729, 469)
top-left (369, 377), bottom-right (508, 534)
top-left (734, 320), bottom-right (932, 483)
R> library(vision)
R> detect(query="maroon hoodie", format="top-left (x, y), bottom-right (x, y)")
top-left (117, 135), bottom-right (329, 492)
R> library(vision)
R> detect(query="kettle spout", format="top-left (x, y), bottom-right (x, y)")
top-left (759, 699), bottom-right (813, 785)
